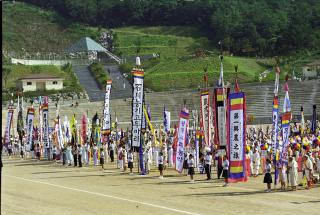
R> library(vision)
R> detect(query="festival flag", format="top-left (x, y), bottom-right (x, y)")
top-left (17, 95), bottom-right (25, 144)
top-left (272, 65), bottom-right (280, 186)
top-left (42, 103), bottom-right (50, 148)
top-left (57, 115), bottom-right (64, 149)
top-left (163, 107), bottom-right (171, 134)
top-left (281, 77), bottom-right (291, 164)
top-left (39, 96), bottom-right (43, 146)
top-left (300, 106), bottom-right (305, 134)
top-left (227, 88), bottom-right (247, 182)
top-left (131, 67), bottom-right (144, 147)
top-left (175, 109), bottom-right (189, 173)
top-left (102, 80), bottom-right (112, 135)
top-left (195, 130), bottom-right (204, 170)
top-left (311, 105), bottom-right (317, 134)
top-left (4, 109), bottom-right (14, 145)
top-left (81, 113), bottom-right (87, 145)
top-left (200, 90), bottom-right (211, 146)
top-left (26, 108), bottom-right (35, 146)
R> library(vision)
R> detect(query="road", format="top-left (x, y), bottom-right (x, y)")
top-left (2, 156), bottom-right (320, 215)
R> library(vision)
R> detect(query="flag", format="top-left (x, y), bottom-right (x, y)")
top-left (227, 92), bottom-right (247, 183)
top-left (175, 109), bottom-right (189, 173)
top-left (311, 105), bottom-right (317, 134)
top-left (131, 69), bottom-right (144, 147)
top-left (102, 80), bottom-right (112, 135)
top-left (281, 80), bottom-right (291, 164)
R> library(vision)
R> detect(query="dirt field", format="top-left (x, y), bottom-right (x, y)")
top-left (2, 156), bottom-right (320, 215)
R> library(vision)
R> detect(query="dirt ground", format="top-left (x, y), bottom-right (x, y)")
top-left (1, 156), bottom-right (320, 215)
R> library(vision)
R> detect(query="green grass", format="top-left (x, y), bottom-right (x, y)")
top-left (2, 1), bottom-right (102, 53)
top-left (2, 64), bottom-right (83, 101)
top-left (113, 26), bottom-right (281, 91)
top-left (89, 62), bottom-right (109, 90)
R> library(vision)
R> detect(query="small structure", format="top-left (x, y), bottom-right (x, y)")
top-left (301, 59), bottom-right (320, 79)
top-left (65, 37), bottom-right (107, 60)
top-left (17, 74), bottom-right (64, 92)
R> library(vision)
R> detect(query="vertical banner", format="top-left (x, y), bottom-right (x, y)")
top-left (281, 81), bottom-right (291, 164)
top-left (271, 97), bottom-right (279, 161)
top-left (281, 112), bottom-right (291, 163)
top-left (214, 88), bottom-right (228, 147)
top-left (39, 96), bottom-right (43, 146)
top-left (200, 91), bottom-right (211, 146)
top-left (102, 80), bottom-right (112, 135)
top-left (175, 109), bottom-right (189, 173)
top-left (141, 103), bottom-right (147, 133)
top-left (81, 114), bottom-right (87, 144)
top-left (42, 103), bottom-right (49, 148)
top-left (163, 107), bottom-right (171, 133)
top-left (4, 109), bottom-right (14, 145)
top-left (311, 105), bottom-right (317, 134)
top-left (300, 106), bottom-right (305, 134)
top-left (26, 108), bottom-right (35, 146)
top-left (227, 92), bottom-right (247, 182)
top-left (131, 69), bottom-right (144, 147)
top-left (57, 116), bottom-right (64, 149)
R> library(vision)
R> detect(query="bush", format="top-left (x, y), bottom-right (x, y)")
top-left (89, 61), bottom-right (109, 89)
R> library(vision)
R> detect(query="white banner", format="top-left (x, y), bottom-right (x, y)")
top-left (42, 104), bottom-right (50, 148)
top-left (218, 106), bottom-right (226, 146)
top-left (175, 110), bottom-right (189, 173)
top-left (201, 92), bottom-right (211, 146)
top-left (102, 80), bottom-right (112, 134)
top-left (131, 70), bottom-right (144, 147)
top-left (164, 110), bottom-right (171, 133)
top-left (4, 109), bottom-right (14, 145)
top-left (26, 108), bottom-right (35, 146)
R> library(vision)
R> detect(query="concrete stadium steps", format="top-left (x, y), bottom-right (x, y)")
top-left (2, 80), bottom-right (319, 134)
top-left (73, 65), bottom-right (105, 102)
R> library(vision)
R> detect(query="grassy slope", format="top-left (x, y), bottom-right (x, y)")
top-left (2, 1), bottom-right (101, 53)
top-left (113, 26), bottom-right (277, 91)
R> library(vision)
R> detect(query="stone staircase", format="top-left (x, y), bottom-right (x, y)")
top-left (73, 65), bottom-right (105, 102)
top-left (2, 80), bottom-right (319, 134)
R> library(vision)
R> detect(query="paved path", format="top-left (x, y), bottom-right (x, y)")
top-left (2, 157), bottom-right (320, 215)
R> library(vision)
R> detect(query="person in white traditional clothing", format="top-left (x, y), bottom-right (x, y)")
top-left (252, 148), bottom-right (260, 177)
top-left (103, 143), bottom-right (108, 164)
top-left (93, 144), bottom-right (98, 166)
top-left (222, 155), bottom-right (230, 187)
top-left (288, 156), bottom-right (298, 191)
top-left (168, 139), bottom-right (174, 167)
top-left (123, 148), bottom-right (128, 172)
top-left (118, 147), bottom-right (124, 170)
top-left (204, 151), bottom-right (212, 180)
top-left (158, 151), bottom-right (164, 179)
top-left (143, 148), bottom-right (150, 174)
top-left (82, 143), bottom-right (88, 165)
top-left (128, 149), bottom-right (134, 175)
top-left (187, 154), bottom-right (195, 183)
top-left (303, 155), bottom-right (314, 189)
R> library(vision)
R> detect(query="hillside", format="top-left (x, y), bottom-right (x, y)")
top-left (2, 1), bottom-right (101, 53)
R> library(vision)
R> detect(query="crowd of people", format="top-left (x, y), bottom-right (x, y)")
top-left (2, 119), bottom-right (320, 192)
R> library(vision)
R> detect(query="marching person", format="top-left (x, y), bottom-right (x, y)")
top-left (222, 155), bottom-right (229, 187)
top-left (278, 162), bottom-right (287, 190)
top-left (303, 154), bottom-right (314, 189)
top-left (288, 156), bottom-right (298, 191)
top-left (158, 151), bottom-right (164, 179)
top-left (128, 149), bottom-right (134, 175)
top-left (78, 144), bottom-right (83, 167)
top-left (204, 151), bottom-right (212, 180)
top-left (100, 148), bottom-right (105, 170)
top-left (73, 145), bottom-right (78, 167)
top-left (52, 145), bottom-right (57, 164)
top-left (252, 148), bottom-right (260, 177)
top-left (188, 154), bottom-right (195, 183)
top-left (109, 141), bottom-right (115, 162)
top-left (264, 158), bottom-right (273, 192)
top-left (93, 144), bottom-right (98, 166)
top-left (123, 147), bottom-right (128, 172)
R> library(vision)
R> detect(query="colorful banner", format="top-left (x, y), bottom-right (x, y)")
top-left (131, 69), bottom-right (144, 147)
top-left (39, 96), bottom-right (43, 145)
top-left (175, 109), bottom-right (189, 173)
top-left (200, 91), bottom-right (211, 146)
top-left (281, 81), bottom-right (291, 164)
top-left (4, 109), bottom-right (14, 145)
top-left (300, 106), bottom-right (305, 133)
top-left (163, 107), bottom-right (171, 133)
top-left (57, 116), bottom-right (64, 149)
top-left (81, 114), bottom-right (87, 144)
top-left (281, 112), bottom-right (291, 164)
top-left (271, 97), bottom-right (279, 161)
top-left (42, 103), bottom-right (50, 148)
top-left (102, 80), bottom-right (112, 135)
top-left (26, 108), bottom-right (35, 146)
top-left (227, 92), bottom-right (247, 182)
top-left (311, 105), bottom-right (317, 134)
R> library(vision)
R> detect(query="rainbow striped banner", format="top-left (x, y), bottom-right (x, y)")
top-left (227, 92), bottom-right (247, 182)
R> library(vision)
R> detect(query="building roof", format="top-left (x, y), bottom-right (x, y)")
top-left (19, 74), bottom-right (64, 81)
top-left (65, 37), bottom-right (107, 53)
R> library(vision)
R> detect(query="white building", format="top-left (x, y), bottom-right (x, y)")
top-left (17, 74), bottom-right (64, 92)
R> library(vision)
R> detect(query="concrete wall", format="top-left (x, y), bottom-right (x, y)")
top-left (11, 58), bottom-right (72, 66)
top-left (45, 80), bottom-right (63, 90)
top-left (22, 81), bottom-right (37, 92)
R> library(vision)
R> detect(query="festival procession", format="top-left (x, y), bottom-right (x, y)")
top-left (2, 54), bottom-right (320, 195)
